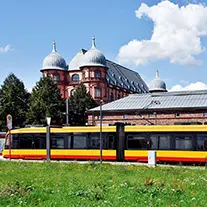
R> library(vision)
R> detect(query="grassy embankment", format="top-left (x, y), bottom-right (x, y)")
top-left (0, 161), bottom-right (207, 207)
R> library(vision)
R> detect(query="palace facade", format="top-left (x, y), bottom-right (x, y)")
top-left (40, 37), bottom-right (148, 103)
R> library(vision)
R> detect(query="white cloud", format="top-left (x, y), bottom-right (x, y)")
top-left (0, 44), bottom-right (12, 53)
top-left (169, 81), bottom-right (207, 91)
top-left (117, 1), bottom-right (207, 65)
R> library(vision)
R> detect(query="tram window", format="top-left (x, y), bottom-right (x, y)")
top-left (19, 134), bottom-right (34, 149)
top-left (90, 133), bottom-right (107, 149)
top-left (33, 134), bottom-right (46, 149)
top-left (197, 135), bottom-right (207, 151)
top-left (73, 133), bottom-right (87, 149)
top-left (127, 135), bottom-right (147, 149)
top-left (175, 136), bottom-right (193, 150)
top-left (159, 136), bottom-right (171, 150)
top-left (12, 134), bottom-right (19, 149)
top-left (4, 134), bottom-right (19, 149)
top-left (51, 133), bottom-right (65, 149)
top-left (149, 136), bottom-right (158, 150)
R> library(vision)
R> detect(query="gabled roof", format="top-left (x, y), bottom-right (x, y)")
top-left (89, 90), bottom-right (207, 112)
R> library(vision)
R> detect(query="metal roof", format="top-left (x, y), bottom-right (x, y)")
top-left (106, 60), bottom-right (148, 93)
top-left (89, 90), bottom-right (207, 112)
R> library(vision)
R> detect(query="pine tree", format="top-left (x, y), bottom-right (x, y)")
top-left (69, 84), bottom-right (97, 126)
top-left (27, 76), bottom-right (65, 125)
top-left (0, 73), bottom-right (30, 131)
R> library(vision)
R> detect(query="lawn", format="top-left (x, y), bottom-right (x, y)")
top-left (0, 161), bottom-right (207, 207)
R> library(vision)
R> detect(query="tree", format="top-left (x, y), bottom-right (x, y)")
top-left (69, 84), bottom-right (98, 126)
top-left (27, 77), bottom-right (65, 125)
top-left (0, 73), bottom-right (30, 131)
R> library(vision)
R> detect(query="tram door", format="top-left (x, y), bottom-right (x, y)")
top-left (108, 134), bottom-right (115, 149)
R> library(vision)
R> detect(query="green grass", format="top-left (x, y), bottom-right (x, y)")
top-left (0, 161), bottom-right (207, 207)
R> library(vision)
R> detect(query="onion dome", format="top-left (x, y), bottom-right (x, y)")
top-left (69, 49), bottom-right (86, 70)
top-left (149, 70), bottom-right (167, 93)
top-left (80, 37), bottom-right (107, 68)
top-left (42, 41), bottom-right (67, 70)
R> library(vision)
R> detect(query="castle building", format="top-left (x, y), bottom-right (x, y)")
top-left (40, 37), bottom-right (148, 103)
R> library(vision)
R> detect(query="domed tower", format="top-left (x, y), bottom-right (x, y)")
top-left (41, 41), bottom-right (68, 98)
top-left (79, 37), bottom-right (108, 102)
top-left (149, 70), bottom-right (167, 93)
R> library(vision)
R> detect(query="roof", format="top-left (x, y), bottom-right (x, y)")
top-left (42, 42), bottom-right (67, 70)
top-left (69, 49), bottom-right (86, 70)
top-left (149, 70), bottom-right (167, 92)
top-left (89, 90), bottom-right (207, 112)
top-left (79, 37), bottom-right (107, 68)
top-left (68, 50), bottom-right (148, 93)
top-left (106, 60), bottom-right (148, 93)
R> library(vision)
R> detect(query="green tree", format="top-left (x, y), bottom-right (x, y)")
top-left (69, 84), bottom-right (98, 126)
top-left (27, 77), bottom-right (65, 125)
top-left (0, 73), bottom-right (30, 131)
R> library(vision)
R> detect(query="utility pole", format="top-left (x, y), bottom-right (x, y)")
top-left (100, 100), bottom-right (103, 163)
top-left (66, 99), bottom-right (69, 125)
top-left (46, 117), bottom-right (51, 162)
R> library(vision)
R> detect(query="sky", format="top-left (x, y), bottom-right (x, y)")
top-left (1, 0), bottom-right (207, 92)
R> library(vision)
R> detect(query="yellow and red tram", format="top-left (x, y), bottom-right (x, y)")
top-left (2, 124), bottom-right (207, 163)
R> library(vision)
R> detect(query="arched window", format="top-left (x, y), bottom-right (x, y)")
top-left (95, 87), bottom-right (101, 98)
top-left (72, 74), bottom-right (79, 82)
top-left (110, 93), bottom-right (114, 102)
top-left (94, 70), bottom-right (101, 80)
top-left (53, 73), bottom-right (60, 82)
top-left (70, 89), bottom-right (76, 96)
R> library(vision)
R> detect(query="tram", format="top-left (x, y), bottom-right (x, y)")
top-left (2, 124), bottom-right (207, 163)
top-left (0, 132), bottom-right (6, 155)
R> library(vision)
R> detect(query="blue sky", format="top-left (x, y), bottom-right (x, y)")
top-left (1, 0), bottom-right (207, 91)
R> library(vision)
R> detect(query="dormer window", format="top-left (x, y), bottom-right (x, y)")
top-left (94, 70), bottom-right (101, 80)
top-left (72, 74), bottom-right (79, 82)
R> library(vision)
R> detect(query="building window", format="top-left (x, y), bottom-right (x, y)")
top-left (123, 115), bottom-right (128, 119)
top-left (148, 114), bottom-right (153, 118)
top-left (70, 89), bottom-right (76, 96)
top-left (94, 70), bottom-right (101, 80)
top-left (98, 115), bottom-right (104, 119)
top-left (118, 94), bottom-right (121, 99)
top-left (46, 73), bottom-right (51, 78)
top-left (72, 74), bottom-right (79, 82)
top-left (82, 71), bottom-right (85, 80)
top-left (53, 74), bottom-right (60, 82)
top-left (176, 113), bottom-right (180, 117)
top-left (95, 87), bottom-right (101, 97)
top-left (110, 93), bottom-right (114, 102)
top-left (204, 113), bottom-right (207, 117)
